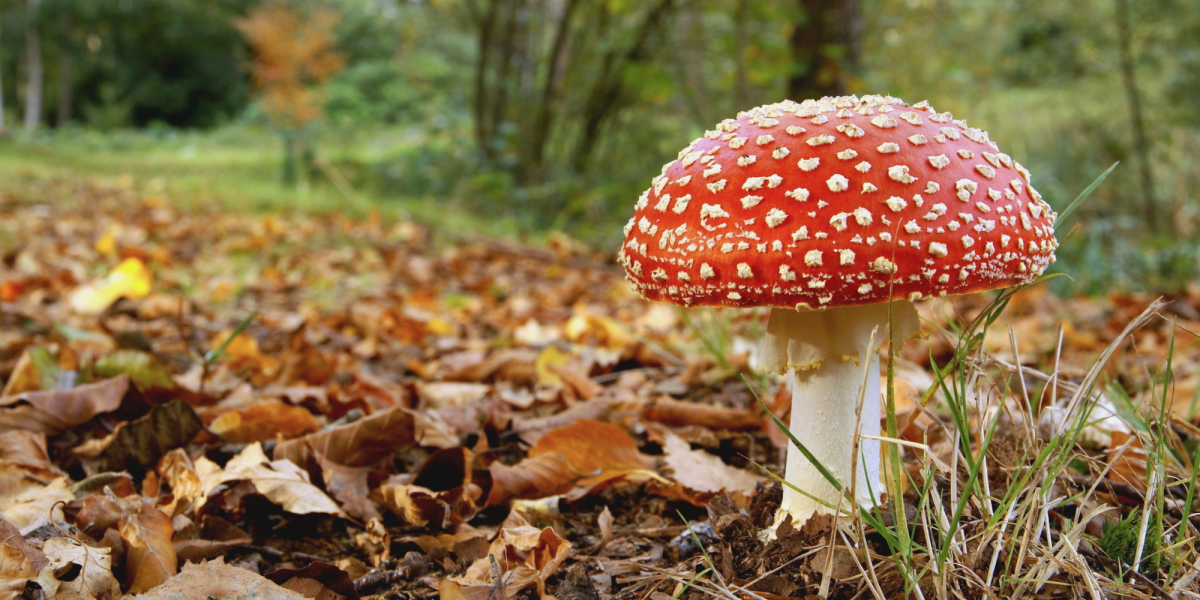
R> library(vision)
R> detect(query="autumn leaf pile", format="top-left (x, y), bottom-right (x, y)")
top-left (1, 176), bottom-right (1199, 599)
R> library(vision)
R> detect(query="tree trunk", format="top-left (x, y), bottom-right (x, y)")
top-left (472, 0), bottom-right (501, 165)
top-left (23, 0), bottom-right (43, 133)
top-left (56, 11), bottom-right (72, 127)
top-left (787, 0), bottom-right (861, 100)
top-left (1114, 0), bottom-right (1158, 233)
top-left (521, 0), bottom-right (580, 186)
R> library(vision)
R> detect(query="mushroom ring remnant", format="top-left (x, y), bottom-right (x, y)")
top-left (618, 94), bottom-right (1058, 530)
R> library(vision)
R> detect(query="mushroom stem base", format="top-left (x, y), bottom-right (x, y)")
top-left (774, 354), bottom-right (882, 531)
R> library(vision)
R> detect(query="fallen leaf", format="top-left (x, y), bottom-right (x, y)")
top-left (0, 516), bottom-right (46, 598)
top-left (156, 449), bottom-right (202, 517)
top-left (442, 349), bottom-right (537, 386)
top-left (546, 362), bottom-right (602, 399)
top-left (264, 561), bottom-right (360, 600)
top-left (214, 332), bottom-right (280, 384)
top-left (0, 430), bottom-right (54, 470)
top-left (273, 407), bottom-right (414, 468)
top-left (195, 443), bottom-right (346, 518)
top-left (445, 510), bottom-right (571, 599)
top-left (36, 538), bottom-right (120, 600)
top-left (1, 478), bottom-right (73, 534)
top-left (376, 448), bottom-right (482, 528)
top-left (69, 257), bottom-right (153, 315)
top-left (661, 432), bottom-right (761, 494)
top-left (72, 399), bottom-right (204, 476)
top-left (487, 419), bottom-right (659, 505)
top-left (132, 557), bottom-right (305, 600)
top-left (415, 382), bottom-right (489, 409)
top-left (209, 400), bottom-right (320, 444)
top-left (94, 350), bottom-right (175, 390)
top-left (117, 498), bottom-right (176, 594)
top-left (0, 375), bottom-right (130, 435)
top-left (171, 515), bottom-right (251, 563)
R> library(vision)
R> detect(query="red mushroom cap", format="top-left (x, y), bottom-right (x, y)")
top-left (618, 95), bottom-right (1059, 309)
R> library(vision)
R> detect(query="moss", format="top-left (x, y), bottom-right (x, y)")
top-left (1100, 508), bottom-right (1164, 574)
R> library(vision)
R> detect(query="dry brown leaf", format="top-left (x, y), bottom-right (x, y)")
top-left (171, 515), bottom-right (251, 563)
top-left (415, 382), bottom-right (489, 409)
top-left (194, 443), bottom-right (346, 518)
top-left (1108, 431), bottom-right (1149, 492)
top-left (661, 432), bottom-right (761, 494)
top-left (1, 477), bottom-right (73, 534)
top-left (0, 430), bottom-right (54, 470)
top-left (0, 375), bottom-right (129, 435)
top-left (118, 499), bottom-right (176, 594)
top-left (132, 557), bottom-right (306, 600)
top-left (642, 395), bottom-right (761, 431)
top-left (209, 400), bottom-right (321, 444)
top-left (264, 561), bottom-right (360, 600)
top-left (156, 449), bottom-right (202, 517)
top-left (445, 510), bottom-right (571, 599)
top-left (314, 454), bottom-right (377, 522)
top-left (273, 407), bottom-right (414, 468)
top-left (72, 399), bottom-right (203, 476)
top-left (487, 419), bottom-right (659, 506)
top-left (36, 538), bottom-right (120, 600)
top-left (0, 351), bottom-right (41, 398)
top-left (546, 362), bottom-right (602, 399)
top-left (442, 349), bottom-right (538, 386)
top-left (0, 516), bottom-right (46, 599)
top-left (375, 448), bottom-right (482, 528)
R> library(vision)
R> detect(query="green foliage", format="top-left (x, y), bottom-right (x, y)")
top-left (1100, 508), bottom-right (1165, 573)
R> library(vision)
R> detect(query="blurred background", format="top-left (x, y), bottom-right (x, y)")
top-left (0, 0), bottom-right (1196, 294)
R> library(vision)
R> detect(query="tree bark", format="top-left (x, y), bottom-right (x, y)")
top-left (23, 0), bottom-right (43, 133)
top-left (56, 11), bottom-right (72, 127)
top-left (472, 0), bottom-right (501, 165)
top-left (521, 0), bottom-right (580, 186)
top-left (1114, 0), bottom-right (1158, 233)
top-left (787, 0), bottom-right (861, 100)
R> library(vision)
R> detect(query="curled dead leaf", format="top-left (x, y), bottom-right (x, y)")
top-left (0, 516), bottom-right (46, 598)
top-left (195, 443), bottom-right (346, 518)
top-left (487, 419), bottom-right (659, 506)
top-left (117, 498), bottom-right (177, 594)
top-left (0, 375), bottom-right (130, 435)
top-left (273, 407), bottom-right (414, 468)
top-left (72, 399), bottom-right (203, 477)
top-left (375, 447), bottom-right (482, 528)
top-left (444, 510), bottom-right (571, 599)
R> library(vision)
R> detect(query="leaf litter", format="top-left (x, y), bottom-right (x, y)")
top-left (0, 177), bottom-right (1198, 598)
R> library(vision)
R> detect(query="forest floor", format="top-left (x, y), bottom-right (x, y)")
top-left (1, 174), bottom-right (1200, 599)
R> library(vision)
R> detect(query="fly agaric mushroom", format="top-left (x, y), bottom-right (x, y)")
top-left (618, 95), bottom-right (1058, 529)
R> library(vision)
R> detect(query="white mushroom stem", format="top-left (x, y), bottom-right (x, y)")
top-left (758, 301), bottom-right (920, 531)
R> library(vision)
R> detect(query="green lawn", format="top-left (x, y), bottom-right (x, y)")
top-left (0, 125), bottom-right (529, 244)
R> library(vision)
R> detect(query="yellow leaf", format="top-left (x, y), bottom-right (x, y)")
top-left (94, 230), bottom-right (117, 256)
top-left (426, 317), bottom-right (456, 337)
top-left (534, 346), bottom-right (570, 387)
top-left (69, 258), bottom-right (152, 315)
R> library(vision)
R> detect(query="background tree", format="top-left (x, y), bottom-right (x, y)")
top-left (236, 3), bottom-right (345, 186)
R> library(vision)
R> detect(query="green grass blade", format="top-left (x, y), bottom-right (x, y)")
top-left (1056, 161), bottom-right (1118, 225)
